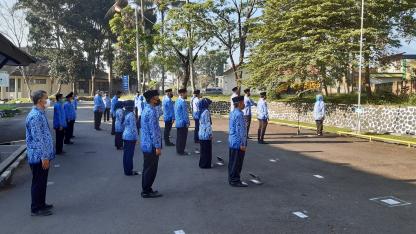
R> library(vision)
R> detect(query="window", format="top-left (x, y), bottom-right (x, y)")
top-left (33, 79), bottom-right (47, 84)
top-left (9, 78), bottom-right (15, 92)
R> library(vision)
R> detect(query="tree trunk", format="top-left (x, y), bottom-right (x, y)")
top-left (19, 67), bottom-right (32, 98)
top-left (55, 82), bottom-right (62, 95)
top-left (364, 52), bottom-right (372, 96)
top-left (91, 71), bottom-right (96, 96)
top-left (161, 11), bottom-right (166, 94)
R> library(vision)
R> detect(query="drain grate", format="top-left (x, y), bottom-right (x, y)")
top-left (370, 196), bottom-right (412, 207)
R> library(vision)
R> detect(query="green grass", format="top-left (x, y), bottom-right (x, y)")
top-left (0, 104), bottom-right (17, 111)
top-left (271, 118), bottom-right (416, 144)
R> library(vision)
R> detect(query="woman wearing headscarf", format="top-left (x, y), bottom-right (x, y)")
top-left (198, 98), bottom-right (213, 168)
top-left (114, 101), bottom-right (125, 150)
top-left (313, 94), bottom-right (325, 136)
top-left (122, 100), bottom-right (139, 176)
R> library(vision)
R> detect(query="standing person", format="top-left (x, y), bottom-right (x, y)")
top-left (140, 90), bottom-right (163, 198)
top-left (162, 88), bottom-right (175, 146)
top-left (228, 96), bottom-right (248, 187)
top-left (243, 88), bottom-right (256, 139)
top-left (26, 90), bottom-right (55, 216)
top-left (198, 98), bottom-right (213, 169)
top-left (64, 93), bottom-right (75, 145)
top-left (313, 94), bottom-right (325, 136)
top-left (114, 101), bottom-right (125, 150)
top-left (72, 94), bottom-right (78, 139)
top-left (53, 94), bottom-right (67, 155)
top-left (174, 88), bottom-right (190, 155)
top-left (134, 92), bottom-right (146, 133)
top-left (122, 100), bottom-right (139, 176)
top-left (257, 92), bottom-right (269, 144)
top-left (93, 90), bottom-right (105, 131)
top-left (230, 87), bottom-right (238, 111)
top-left (103, 92), bottom-right (111, 122)
top-left (191, 90), bottom-right (201, 143)
top-left (73, 94), bottom-right (78, 111)
top-left (111, 91), bottom-right (122, 135)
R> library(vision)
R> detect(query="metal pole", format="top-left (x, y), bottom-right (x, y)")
top-left (135, 7), bottom-right (141, 93)
top-left (357, 0), bottom-right (364, 133)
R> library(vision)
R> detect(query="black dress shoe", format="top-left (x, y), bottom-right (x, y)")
top-left (230, 181), bottom-right (249, 187)
top-left (141, 191), bottom-right (163, 198)
top-left (31, 209), bottom-right (53, 216)
top-left (42, 204), bottom-right (54, 210)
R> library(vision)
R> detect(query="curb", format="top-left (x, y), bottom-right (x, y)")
top-left (0, 145), bottom-right (27, 187)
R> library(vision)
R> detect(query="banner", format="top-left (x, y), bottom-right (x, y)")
top-left (121, 75), bottom-right (129, 91)
top-left (0, 71), bottom-right (9, 87)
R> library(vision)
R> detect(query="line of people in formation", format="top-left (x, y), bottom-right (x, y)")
top-left (83, 87), bottom-right (271, 199)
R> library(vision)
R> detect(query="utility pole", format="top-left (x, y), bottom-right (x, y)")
top-left (186, 0), bottom-right (195, 92)
top-left (135, 6), bottom-right (141, 93)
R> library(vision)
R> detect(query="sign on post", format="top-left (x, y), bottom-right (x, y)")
top-left (0, 71), bottom-right (10, 87)
top-left (121, 75), bottom-right (129, 92)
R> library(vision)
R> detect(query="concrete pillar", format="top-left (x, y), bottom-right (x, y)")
top-left (0, 86), bottom-right (5, 100)
top-left (14, 77), bottom-right (18, 99)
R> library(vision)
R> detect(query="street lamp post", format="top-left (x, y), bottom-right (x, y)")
top-left (357, 0), bottom-right (365, 133)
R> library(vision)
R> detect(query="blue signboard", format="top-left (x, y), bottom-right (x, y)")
top-left (121, 75), bottom-right (129, 91)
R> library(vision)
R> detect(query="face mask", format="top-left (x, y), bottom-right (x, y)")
top-left (45, 99), bottom-right (51, 108)
top-left (155, 99), bottom-right (161, 106)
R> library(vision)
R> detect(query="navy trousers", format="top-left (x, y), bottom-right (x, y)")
top-left (55, 128), bottom-right (64, 154)
top-left (115, 132), bottom-right (123, 149)
top-left (123, 140), bottom-right (136, 175)
top-left (176, 127), bottom-right (188, 154)
top-left (30, 163), bottom-right (49, 212)
top-left (199, 140), bottom-right (212, 168)
top-left (142, 149), bottom-right (160, 193)
top-left (164, 121), bottom-right (173, 144)
top-left (228, 148), bottom-right (246, 183)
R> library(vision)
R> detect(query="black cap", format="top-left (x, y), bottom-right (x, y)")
top-left (165, 88), bottom-right (172, 93)
top-left (144, 90), bottom-right (159, 100)
top-left (193, 90), bottom-right (200, 95)
top-left (55, 93), bottom-right (63, 100)
top-left (260, 92), bottom-right (267, 96)
top-left (232, 96), bottom-right (244, 104)
top-left (66, 92), bottom-right (74, 98)
top-left (232, 87), bottom-right (238, 92)
top-left (178, 88), bottom-right (187, 94)
top-left (244, 88), bottom-right (250, 93)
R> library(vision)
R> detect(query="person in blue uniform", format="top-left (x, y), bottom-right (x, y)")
top-left (93, 90), bottom-right (105, 131)
top-left (228, 95), bottom-right (248, 187)
top-left (114, 101), bottom-right (125, 150)
top-left (140, 90), bottom-right (163, 198)
top-left (313, 94), bottom-right (325, 136)
top-left (122, 100), bottom-right (139, 176)
top-left (53, 93), bottom-right (67, 155)
top-left (230, 87), bottom-right (238, 111)
top-left (134, 91), bottom-right (146, 133)
top-left (111, 91), bottom-right (122, 135)
top-left (191, 89), bottom-right (201, 143)
top-left (103, 92), bottom-right (111, 122)
top-left (243, 88), bottom-right (256, 139)
top-left (72, 94), bottom-right (78, 139)
top-left (198, 98), bottom-right (213, 169)
top-left (64, 93), bottom-right (75, 145)
top-left (174, 88), bottom-right (190, 155)
top-left (162, 88), bottom-right (175, 146)
top-left (257, 91), bottom-right (269, 144)
top-left (26, 90), bottom-right (55, 216)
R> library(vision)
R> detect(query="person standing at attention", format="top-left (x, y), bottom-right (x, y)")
top-left (191, 89), bottom-right (201, 143)
top-left (198, 98), bottom-right (213, 169)
top-left (64, 93), bottom-right (75, 145)
top-left (111, 91), bottom-right (122, 135)
top-left (162, 88), bottom-right (175, 146)
top-left (53, 93), bottom-right (67, 155)
top-left (174, 88), bottom-right (190, 155)
top-left (103, 92), bottom-right (111, 122)
top-left (122, 100), bottom-right (139, 176)
top-left (313, 94), bottom-right (325, 136)
top-left (114, 101), bottom-right (125, 150)
top-left (243, 88), bottom-right (256, 139)
top-left (230, 87), bottom-right (238, 112)
top-left (140, 90), bottom-right (163, 198)
top-left (93, 90), bottom-right (105, 131)
top-left (257, 91), bottom-right (269, 144)
top-left (26, 90), bottom-right (55, 216)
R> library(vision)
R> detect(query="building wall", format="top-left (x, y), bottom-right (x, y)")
top-left (222, 70), bottom-right (250, 95)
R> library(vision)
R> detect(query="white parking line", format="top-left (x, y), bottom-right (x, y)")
top-left (293, 211), bottom-right (308, 219)
top-left (313, 175), bottom-right (324, 179)
top-left (174, 230), bottom-right (186, 234)
top-left (54, 164), bottom-right (61, 168)
top-left (47, 181), bottom-right (55, 186)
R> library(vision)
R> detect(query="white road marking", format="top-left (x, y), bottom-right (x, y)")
top-left (381, 199), bottom-right (401, 205)
top-left (269, 158), bottom-right (279, 163)
top-left (313, 175), bottom-right (324, 179)
top-left (293, 211), bottom-right (308, 219)
top-left (195, 151), bottom-right (200, 154)
top-left (216, 162), bottom-right (224, 166)
top-left (54, 164), bottom-right (61, 168)
top-left (174, 230), bottom-right (186, 234)
top-left (250, 179), bottom-right (262, 184)
top-left (47, 181), bottom-right (55, 186)
top-left (216, 140), bottom-right (222, 143)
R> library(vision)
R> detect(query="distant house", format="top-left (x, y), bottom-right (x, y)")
top-left (0, 62), bottom-right (110, 100)
top-left (221, 66), bottom-right (251, 95)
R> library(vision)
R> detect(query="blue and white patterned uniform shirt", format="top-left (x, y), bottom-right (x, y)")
top-left (115, 108), bottom-right (125, 133)
top-left (53, 102), bottom-right (67, 129)
top-left (162, 95), bottom-right (175, 122)
top-left (243, 95), bottom-right (256, 116)
top-left (174, 97), bottom-right (190, 128)
top-left (257, 98), bottom-right (269, 120)
top-left (110, 96), bottom-right (118, 117)
top-left (26, 107), bottom-right (55, 164)
top-left (191, 96), bottom-right (200, 119)
top-left (198, 109), bottom-right (212, 141)
top-left (140, 104), bottom-right (162, 153)
top-left (228, 109), bottom-right (247, 149)
top-left (104, 96), bottom-right (111, 109)
top-left (135, 95), bottom-right (146, 116)
top-left (64, 101), bottom-right (76, 121)
top-left (122, 112), bottom-right (138, 141)
top-left (93, 95), bottom-right (105, 112)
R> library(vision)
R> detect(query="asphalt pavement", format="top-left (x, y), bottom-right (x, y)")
top-left (0, 104), bottom-right (415, 234)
